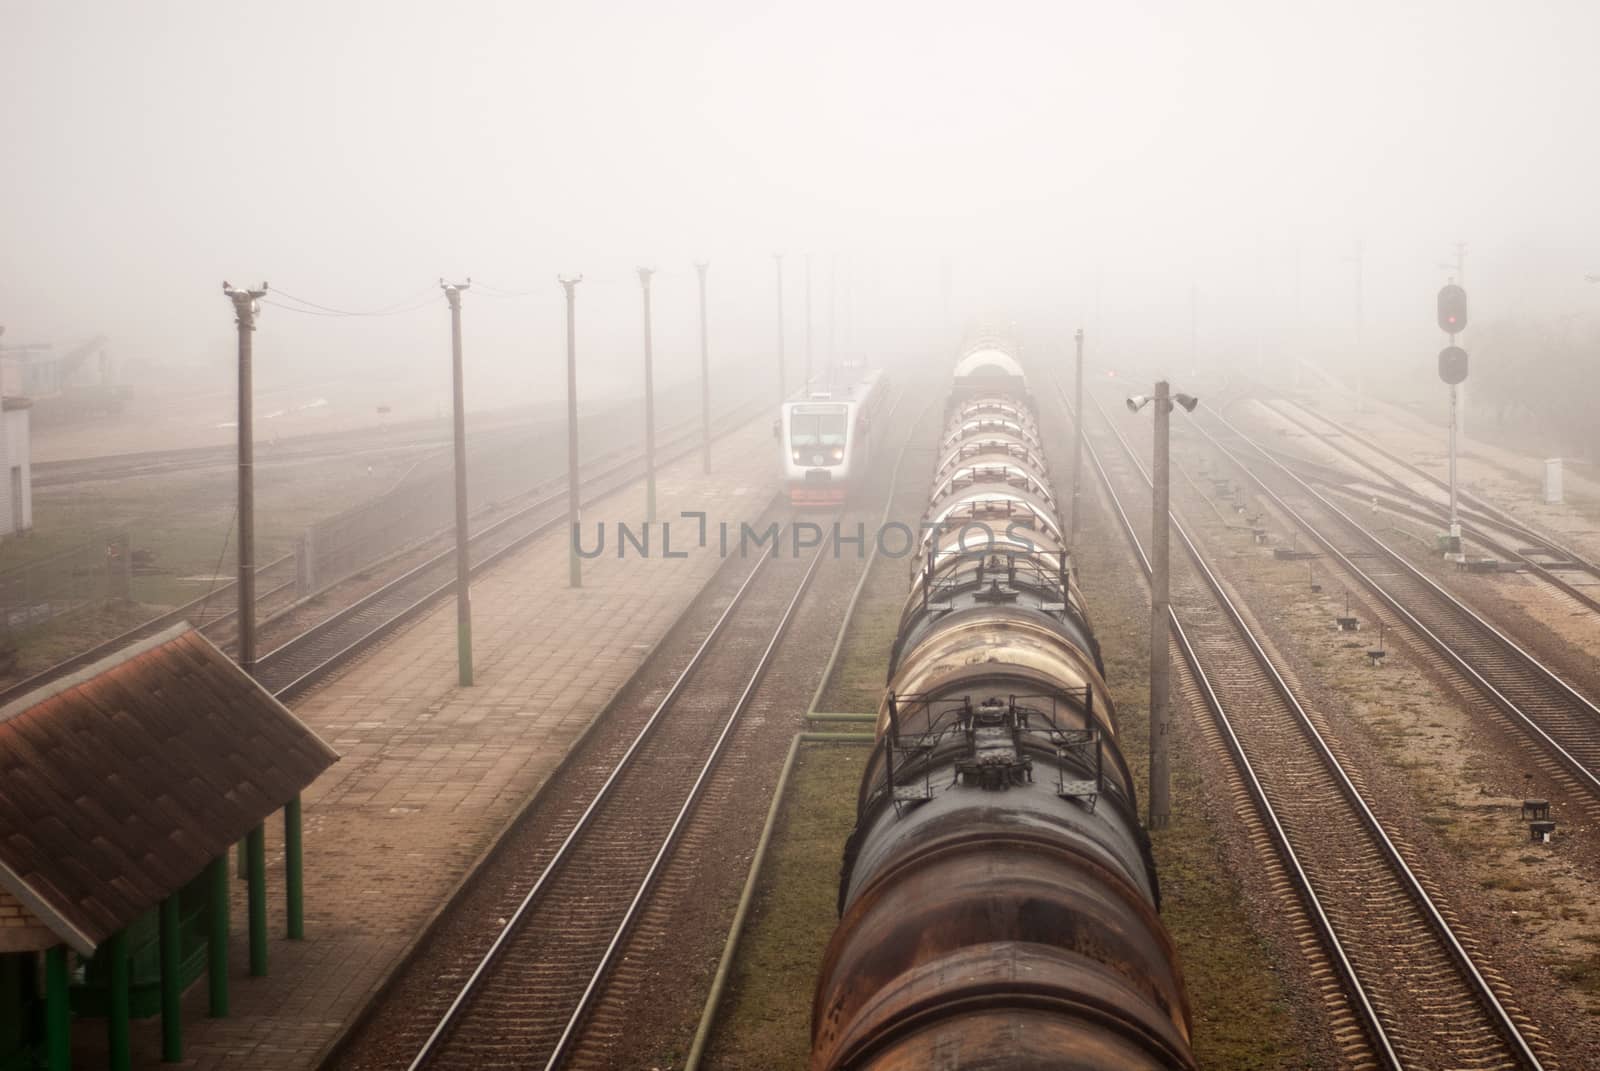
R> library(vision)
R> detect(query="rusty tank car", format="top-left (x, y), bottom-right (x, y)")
top-left (809, 339), bottom-right (1196, 1070)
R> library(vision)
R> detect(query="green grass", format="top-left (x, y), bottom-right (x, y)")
top-left (816, 591), bottom-right (896, 720)
top-left (706, 743), bottom-right (865, 1069)
top-left (0, 444), bottom-right (423, 675)
top-left (1073, 494), bottom-right (1311, 1069)
top-left (709, 443), bottom-right (1311, 1069)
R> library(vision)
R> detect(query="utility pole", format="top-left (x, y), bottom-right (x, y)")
top-left (939, 257), bottom-right (952, 339)
top-left (222, 281), bottom-right (267, 678)
top-left (1092, 264), bottom-right (1103, 338)
top-left (1149, 379), bottom-right (1172, 830)
top-left (804, 253), bottom-right (813, 393)
top-left (442, 279), bottom-right (473, 687)
top-left (774, 253), bottom-right (786, 402)
top-left (1127, 382), bottom-right (1198, 829)
top-left (1349, 239), bottom-right (1365, 411)
top-left (1292, 243), bottom-right (1303, 390)
top-left (638, 267), bottom-right (657, 521)
top-left (1458, 242), bottom-right (1467, 439)
top-left (1070, 328), bottom-right (1085, 546)
top-left (1354, 238), bottom-right (1365, 341)
top-left (561, 275), bottom-right (584, 587)
top-left (1188, 283), bottom-right (1197, 371)
top-left (696, 262), bottom-right (710, 474)
top-left (827, 255), bottom-right (837, 389)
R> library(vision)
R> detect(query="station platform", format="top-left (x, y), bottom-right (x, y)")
top-left (87, 418), bottom-right (777, 1069)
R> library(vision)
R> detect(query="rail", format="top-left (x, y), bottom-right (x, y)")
top-left (1069, 377), bottom-right (1543, 1069)
top-left (405, 516), bottom-right (831, 1069)
top-left (1195, 407), bottom-right (1600, 797)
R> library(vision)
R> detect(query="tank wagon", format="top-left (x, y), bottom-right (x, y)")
top-left (809, 340), bottom-right (1196, 1070)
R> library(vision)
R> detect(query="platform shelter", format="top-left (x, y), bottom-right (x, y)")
top-left (0, 625), bottom-right (337, 1070)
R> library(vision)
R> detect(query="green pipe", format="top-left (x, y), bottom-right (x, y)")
top-left (285, 794), bottom-right (304, 940)
top-left (247, 824), bottom-right (268, 977)
top-left (159, 895), bottom-right (183, 1061)
top-left (45, 946), bottom-right (69, 1071)
top-left (684, 732), bottom-right (873, 1070)
top-left (805, 712), bottom-right (875, 723)
top-left (106, 929), bottom-right (130, 1071)
top-left (207, 854), bottom-right (230, 1016)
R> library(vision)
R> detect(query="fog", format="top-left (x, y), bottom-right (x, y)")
top-left (3, 0), bottom-right (1597, 440)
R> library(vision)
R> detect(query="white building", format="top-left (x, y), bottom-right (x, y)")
top-left (0, 398), bottom-right (33, 537)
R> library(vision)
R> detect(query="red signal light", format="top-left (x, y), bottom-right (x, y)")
top-left (1437, 284), bottom-right (1467, 335)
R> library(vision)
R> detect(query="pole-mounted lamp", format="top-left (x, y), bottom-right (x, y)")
top-left (1125, 380), bottom-right (1198, 830)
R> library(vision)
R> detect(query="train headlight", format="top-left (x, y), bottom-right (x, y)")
top-left (792, 450), bottom-right (801, 462)
top-left (831, 447), bottom-right (844, 461)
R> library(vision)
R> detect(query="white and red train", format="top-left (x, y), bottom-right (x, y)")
top-left (778, 370), bottom-right (889, 508)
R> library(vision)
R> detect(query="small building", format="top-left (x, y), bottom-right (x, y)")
top-left (0, 398), bottom-right (30, 538)
top-left (0, 625), bottom-right (337, 1070)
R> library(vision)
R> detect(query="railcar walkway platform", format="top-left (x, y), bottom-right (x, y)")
top-left (82, 418), bottom-right (778, 1069)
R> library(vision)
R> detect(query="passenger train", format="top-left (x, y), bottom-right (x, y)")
top-left (809, 339), bottom-right (1196, 1070)
top-left (779, 369), bottom-right (889, 508)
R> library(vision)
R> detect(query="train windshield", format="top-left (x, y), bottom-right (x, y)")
top-left (790, 405), bottom-right (848, 449)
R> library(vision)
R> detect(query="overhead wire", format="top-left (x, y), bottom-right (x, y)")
top-left (259, 267), bottom-right (707, 315)
top-left (264, 285), bottom-right (442, 317)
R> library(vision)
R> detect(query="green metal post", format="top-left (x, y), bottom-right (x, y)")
top-left (159, 894), bottom-right (183, 1061)
top-left (45, 946), bottom-right (69, 1071)
top-left (247, 824), bottom-right (267, 976)
top-left (285, 794), bottom-right (304, 939)
top-left (207, 854), bottom-right (229, 1017)
top-left (107, 929), bottom-right (130, 1071)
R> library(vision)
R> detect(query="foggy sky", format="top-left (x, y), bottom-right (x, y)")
top-left (3, 0), bottom-right (1597, 414)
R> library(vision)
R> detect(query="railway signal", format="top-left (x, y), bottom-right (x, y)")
top-left (1437, 283), bottom-right (1468, 336)
top-left (1436, 282), bottom-right (1468, 560)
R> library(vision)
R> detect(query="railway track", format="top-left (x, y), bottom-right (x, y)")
top-left (1277, 398), bottom-right (1594, 563)
top-left (1069, 380), bottom-right (1549, 1070)
top-left (1188, 408), bottom-right (1600, 800)
top-left (29, 388), bottom-right (685, 489)
top-left (384, 510), bottom-right (827, 1070)
top-left (256, 404), bottom-right (761, 699)
top-left (31, 432), bottom-right (457, 489)
top-left (1257, 398), bottom-right (1600, 615)
top-left (318, 385), bottom-right (921, 1071)
top-left (0, 403), bottom-right (759, 705)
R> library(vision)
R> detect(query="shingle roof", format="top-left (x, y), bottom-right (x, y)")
top-left (0, 625), bottom-right (338, 954)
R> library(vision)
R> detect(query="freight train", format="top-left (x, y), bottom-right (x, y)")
top-left (809, 340), bottom-right (1196, 1070)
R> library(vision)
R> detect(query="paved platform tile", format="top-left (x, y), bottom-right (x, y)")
top-left (72, 419), bottom-right (778, 1070)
